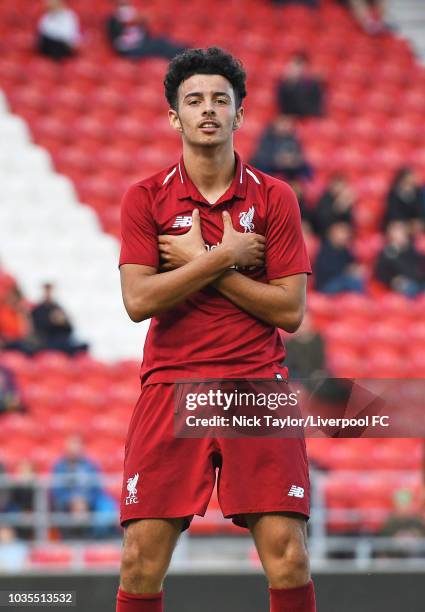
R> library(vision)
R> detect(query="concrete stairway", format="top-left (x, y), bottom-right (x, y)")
top-left (387, 0), bottom-right (425, 60)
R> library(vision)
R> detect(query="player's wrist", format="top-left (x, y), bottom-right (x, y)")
top-left (191, 246), bottom-right (207, 260)
top-left (215, 243), bottom-right (237, 268)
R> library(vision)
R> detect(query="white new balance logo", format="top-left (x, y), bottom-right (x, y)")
top-left (288, 485), bottom-right (304, 498)
top-left (172, 216), bottom-right (192, 228)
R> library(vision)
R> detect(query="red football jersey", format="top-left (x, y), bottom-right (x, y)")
top-left (119, 152), bottom-right (311, 384)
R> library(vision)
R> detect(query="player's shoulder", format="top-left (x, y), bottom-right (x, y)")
top-left (124, 162), bottom-right (180, 200)
top-left (244, 162), bottom-right (297, 201)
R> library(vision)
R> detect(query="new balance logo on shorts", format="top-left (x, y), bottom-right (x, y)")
top-left (288, 485), bottom-right (304, 498)
top-left (172, 216), bottom-right (192, 228)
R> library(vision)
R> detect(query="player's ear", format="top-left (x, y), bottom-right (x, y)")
top-left (232, 106), bottom-right (244, 131)
top-left (168, 108), bottom-right (183, 133)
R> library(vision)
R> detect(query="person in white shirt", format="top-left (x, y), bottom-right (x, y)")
top-left (37, 0), bottom-right (81, 61)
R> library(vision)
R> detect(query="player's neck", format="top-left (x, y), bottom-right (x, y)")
top-left (182, 144), bottom-right (236, 204)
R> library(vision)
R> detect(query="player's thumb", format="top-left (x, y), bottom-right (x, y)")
top-left (222, 211), bottom-right (233, 233)
top-left (190, 208), bottom-right (201, 233)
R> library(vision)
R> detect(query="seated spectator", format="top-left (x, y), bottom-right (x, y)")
top-left (0, 285), bottom-right (37, 355)
top-left (37, 0), bottom-right (81, 61)
top-left (9, 460), bottom-right (35, 540)
top-left (0, 365), bottom-right (26, 415)
top-left (0, 469), bottom-right (20, 516)
top-left (251, 115), bottom-right (312, 181)
top-left (338, 0), bottom-right (388, 35)
top-left (374, 222), bottom-right (425, 297)
top-left (313, 174), bottom-right (355, 238)
top-left (288, 178), bottom-right (315, 233)
top-left (31, 283), bottom-right (88, 355)
top-left (376, 489), bottom-right (425, 559)
top-left (0, 263), bottom-right (16, 303)
top-left (314, 222), bottom-right (364, 293)
top-left (383, 167), bottom-right (425, 234)
top-left (107, 0), bottom-right (185, 60)
top-left (51, 435), bottom-right (102, 539)
top-left (284, 313), bottom-right (327, 380)
top-left (277, 53), bottom-right (324, 117)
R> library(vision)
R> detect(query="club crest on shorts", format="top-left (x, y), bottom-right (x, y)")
top-left (239, 206), bottom-right (255, 232)
top-left (125, 473), bottom-right (139, 505)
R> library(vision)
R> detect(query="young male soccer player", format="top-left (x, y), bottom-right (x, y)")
top-left (117, 47), bottom-right (316, 612)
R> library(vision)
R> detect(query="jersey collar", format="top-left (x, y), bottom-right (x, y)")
top-left (175, 151), bottom-right (247, 205)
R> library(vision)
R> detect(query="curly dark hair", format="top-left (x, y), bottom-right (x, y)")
top-left (164, 47), bottom-right (247, 110)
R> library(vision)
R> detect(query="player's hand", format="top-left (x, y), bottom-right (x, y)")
top-left (158, 209), bottom-right (206, 271)
top-left (221, 211), bottom-right (265, 268)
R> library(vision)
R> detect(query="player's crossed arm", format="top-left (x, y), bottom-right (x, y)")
top-left (120, 209), bottom-right (264, 322)
top-left (158, 209), bottom-right (306, 332)
top-left (211, 271), bottom-right (307, 333)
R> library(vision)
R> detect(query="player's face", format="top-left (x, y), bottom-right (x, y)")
top-left (168, 74), bottom-right (243, 148)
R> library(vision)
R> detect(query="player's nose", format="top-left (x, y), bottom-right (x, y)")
top-left (202, 99), bottom-right (216, 115)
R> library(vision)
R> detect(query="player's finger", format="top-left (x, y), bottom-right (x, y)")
top-left (190, 208), bottom-right (200, 230)
top-left (158, 235), bottom-right (170, 245)
top-left (253, 244), bottom-right (265, 257)
top-left (222, 210), bottom-right (233, 231)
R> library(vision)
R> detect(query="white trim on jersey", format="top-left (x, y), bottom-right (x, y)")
top-left (178, 162), bottom-right (184, 183)
top-left (246, 168), bottom-right (260, 184)
top-left (162, 166), bottom-right (177, 185)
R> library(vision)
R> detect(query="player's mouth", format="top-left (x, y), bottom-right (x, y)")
top-left (198, 120), bottom-right (220, 133)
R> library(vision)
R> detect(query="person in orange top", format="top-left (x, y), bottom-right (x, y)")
top-left (0, 286), bottom-right (36, 354)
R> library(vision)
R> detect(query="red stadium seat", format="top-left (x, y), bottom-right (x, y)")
top-left (30, 546), bottom-right (73, 568)
top-left (83, 545), bottom-right (121, 567)
top-left (367, 322), bottom-right (406, 351)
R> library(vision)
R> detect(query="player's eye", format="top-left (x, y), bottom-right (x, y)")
top-left (216, 98), bottom-right (228, 104)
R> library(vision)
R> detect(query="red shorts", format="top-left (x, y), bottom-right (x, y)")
top-left (120, 383), bottom-right (310, 529)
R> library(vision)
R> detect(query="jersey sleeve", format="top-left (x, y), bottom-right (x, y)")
top-left (265, 181), bottom-right (312, 280)
top-left (119, 184), bottom-right (159, 268)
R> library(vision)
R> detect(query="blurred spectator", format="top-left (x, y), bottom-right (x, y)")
top-left (51, 435), bottom-right (101, 513)
top-left (0, 285), bottom-right (37, 355)
top-left (277, 53), bottom-right (324, 117)
top-left (9, 460), bottom-right (36, 540)
top-left (0, 263), bottom-right (16, 303)
top-left (37, 0), bottom-right (81, 61)
top-left (92, 490), bottom-right (120, 539)
top-left (288, 179), bottom-right (315, 233)
top-left (51, 435), bottom-right (116, 539)
top-left (313, 174), bottom-right (355, 238)
top-left (383, 167), bottom-right (425, 234)
top-left (314, 223), bottom-right (364, 293)
top-left (0, 525), bottom-right (27, 572)
top-left (0, 471), bottom-right (20, 516)
top-left (251, 115), bottom-right (312, 181)
top-left (374, 222), bottom-right (425, 297)
top-left (338, 0), bottom-right (388, 35)
top-left (284, 313), bottom-right (327, 379)
top-left (0, 365), bottom-right (26, 415)
top-left (106, 0), bottom-right (185, 60)
top-left (377, 489), bottom-right (425, 559)
top-left (31, 283), bottom-right (88, 355)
